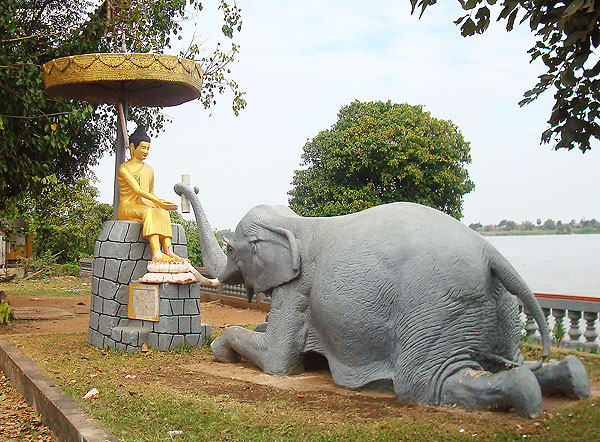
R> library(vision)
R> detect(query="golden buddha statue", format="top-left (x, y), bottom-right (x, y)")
top-left (117, 126), bottom-right (184, 263)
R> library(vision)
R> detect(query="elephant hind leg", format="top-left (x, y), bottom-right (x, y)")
top-left (440, 366), bottom-right (542, 418)
top-left (525, 355), bottom-right (591, 399)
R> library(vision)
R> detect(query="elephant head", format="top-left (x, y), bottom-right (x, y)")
top-left (173, 184), bottom-right (301, 301)
top-left (219, 205), bottom-right (301, 302)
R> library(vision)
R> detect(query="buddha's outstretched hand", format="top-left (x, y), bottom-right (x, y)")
top-left (158, 199), bottom-right (177, 211)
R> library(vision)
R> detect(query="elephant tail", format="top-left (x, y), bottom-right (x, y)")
top-left (488, 246), bottom-right (550, 362)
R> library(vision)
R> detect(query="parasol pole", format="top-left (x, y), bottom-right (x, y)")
top-left (112, 32), bottom-right (130, 219)
top-left (112, 98), bottom-right (128, 219)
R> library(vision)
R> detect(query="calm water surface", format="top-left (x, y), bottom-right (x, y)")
top-left (485, 234), bottom-right (600, 297)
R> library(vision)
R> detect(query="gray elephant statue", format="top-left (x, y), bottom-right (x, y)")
top-left (174, 183), bottom-right (590, 417)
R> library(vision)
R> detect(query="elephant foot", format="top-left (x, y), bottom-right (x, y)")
top-left (440, 366), bottom-right (542, 418)
top-left (526, 355), bottom-right (591, 399)
top-left (210, 336), bottom-right (241, 363)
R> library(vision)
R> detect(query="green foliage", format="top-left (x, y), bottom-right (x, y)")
top-left (288, 100), bottom-right (474, 219)
top-left (468, 222), bottom-right (483, 230)
top-left (30, 179), bottom-right (112, 263)
top-left (0, 0), bottom-right (114, 210)
top-left (521, 220), bottom-right (534, 231)
top-left (3, 179), bottom-right (113, 264)
top-left (21, 252), bottom-right (81, 278)
top-left (411, 0), bottom-right (600, 153)
top-left (0, 0), bottom-right (244, 210)
top-left (0, 301), bottom-right (12, 325)
top-left (553, 319), bottom-right (566, 347)
top-left (498, 219), bottom-right (517, 231)
top-left (105, 0), bottom-right (246, 115)
top-left (473, 217), bottom-right (600, 236)
top-left (170, 211), bottom-right (202, 267)
top-left (170, 211), bottom-right (225, 267)
top-left (215, 229), bottom-right (234, 243)
top-left (542, 218), bottom-right (556, 230)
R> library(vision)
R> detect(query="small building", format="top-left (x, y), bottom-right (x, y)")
top-left (0, 218), bottom-right (33, 267)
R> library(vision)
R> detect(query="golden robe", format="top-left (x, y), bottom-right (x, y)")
top-left (117, 162), bottom-right (172, 239)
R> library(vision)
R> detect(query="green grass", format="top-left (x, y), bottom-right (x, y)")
top-left (0, 276), bottom-right (91, 297)
top-left (8, 333), bottom-right (600, 442)
top-left (521, 342), bottom-right (600, 380)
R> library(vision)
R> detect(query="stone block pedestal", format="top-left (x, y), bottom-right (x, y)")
top-left (88, 220), bottom-right (211, 352)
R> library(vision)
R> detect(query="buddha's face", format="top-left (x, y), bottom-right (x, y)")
top-left (131, 141), bottom-right (150, 161)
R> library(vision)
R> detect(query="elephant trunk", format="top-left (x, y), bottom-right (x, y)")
top-left (173, 183), bottom-right (227, 278)
top-left (490, 247), bottom-right (551, 362)
top-left (218, 258), bottom-right (250, 300)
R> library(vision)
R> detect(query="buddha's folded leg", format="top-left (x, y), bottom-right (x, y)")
top-left (141, 207), bottom-right (172, 239)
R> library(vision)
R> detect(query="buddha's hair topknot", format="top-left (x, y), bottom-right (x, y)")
top-left (129, 125), bottom-right (151, 148)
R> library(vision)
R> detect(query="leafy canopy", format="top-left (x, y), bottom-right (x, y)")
top-left (12, 179), bottom-right (113, 264)
top-left (288, 100), bottom-right (475, 219)
top-left (0, 0), bottom-right (244, 210)
top-left (411, 0), bottom-right (600, 153)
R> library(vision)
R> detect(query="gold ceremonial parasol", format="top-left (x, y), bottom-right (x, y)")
top-left (42, 52), bottom-right (203, 216)
top-left (43, 53), bottom-right (203, 107)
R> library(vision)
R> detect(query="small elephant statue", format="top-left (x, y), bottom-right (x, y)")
top-left (175, 183), bottom-right (590, 417)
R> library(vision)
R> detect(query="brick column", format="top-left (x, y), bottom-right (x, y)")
top-left (88, 220), bottom-right (210, 352)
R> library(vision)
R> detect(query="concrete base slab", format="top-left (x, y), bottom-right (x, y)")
top-left (0, 337), bottom-right (119, 442)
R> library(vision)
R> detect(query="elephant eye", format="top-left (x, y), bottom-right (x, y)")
top-left (251, 242), bottom-right (257, 254)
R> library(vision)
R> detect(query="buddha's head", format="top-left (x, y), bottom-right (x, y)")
top-left (129, 125), bottom-right (151, 160)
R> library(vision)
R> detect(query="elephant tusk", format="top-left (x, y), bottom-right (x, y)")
top-left (184, 260), bottom-right (222, 287)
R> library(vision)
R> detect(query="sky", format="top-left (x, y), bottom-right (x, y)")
top-left (92, 0), bottom-right (600, 231)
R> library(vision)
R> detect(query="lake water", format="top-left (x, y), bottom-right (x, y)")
top-left (484, 234), bottom-right (600, 298)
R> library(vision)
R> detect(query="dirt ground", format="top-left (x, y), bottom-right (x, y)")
top-left (0, 296), bottom-right (268, 335)
top-left (1, 295), bottom-right (599, 441)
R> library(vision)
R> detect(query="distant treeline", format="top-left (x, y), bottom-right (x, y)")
top-left (469, 218), bottom-right (600, 236)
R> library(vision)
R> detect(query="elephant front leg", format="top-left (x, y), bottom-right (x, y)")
top-left (210, 287), bottom-right (307, 375)
top-left (440, 366), bottom-right (543, 418)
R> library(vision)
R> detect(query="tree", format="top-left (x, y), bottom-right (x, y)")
top-left (542, 218), bottom-right (556, 230)
top-left (411, 0), bottom-right (600, 153)
top-left (26, 179), bottom-right (112, 263)
top-left (0, 0), bottom-right (244, 211)
top-left (521, 220), bottom-right (534, 231)
top-left (469, 222), bottom-right (483, 230)
top-left (170, 212), bottom-right (203, 267)
top-left (169, 212), bottom-right (226, 268)
top-left (498, 219), bottom-right (517, 231)
top-left (288, 100), bottom-right (475, 219)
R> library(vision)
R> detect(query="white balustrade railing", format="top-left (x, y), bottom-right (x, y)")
top-left (519, 293), bottom-right (600, 351)
top-left (200, 282), bottom-right (272, 303)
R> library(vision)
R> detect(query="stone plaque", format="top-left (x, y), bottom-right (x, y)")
top-left (128, 283), bottom-right (159, 322)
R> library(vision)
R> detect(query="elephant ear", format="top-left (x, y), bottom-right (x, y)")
top-left (250, 224), bottom-right (301, 293)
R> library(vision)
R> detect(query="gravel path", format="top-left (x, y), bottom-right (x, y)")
top-left (0, 371), bottom-right (56, 442)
